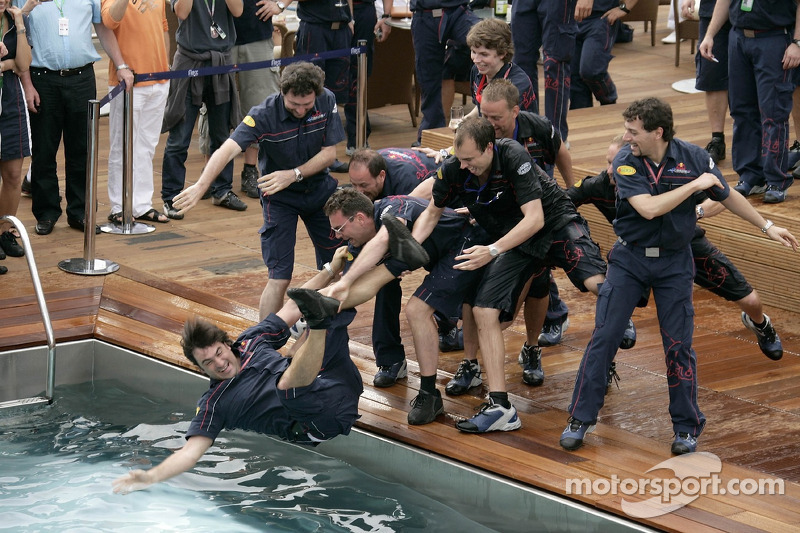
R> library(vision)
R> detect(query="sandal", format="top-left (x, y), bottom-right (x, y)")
top-left (108, 212), bottom-right (123, 225)
top-left (135, 208), bottom-right (169, 223)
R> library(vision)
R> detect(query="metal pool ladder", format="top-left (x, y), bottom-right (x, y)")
top-left (0, 215), bottom-right (56, 409)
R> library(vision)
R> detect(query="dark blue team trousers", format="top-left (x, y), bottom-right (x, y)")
top-left (568, 242), bottom-right (706, 437)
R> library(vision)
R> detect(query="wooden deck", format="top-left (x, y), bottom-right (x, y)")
top-left (3, 7), bottom-right (800, 531)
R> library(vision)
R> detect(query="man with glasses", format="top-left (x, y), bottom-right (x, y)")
top-left (171, 62), bottom-right (345, 319)
top-left (409, 116), bottom-right (607, 433)
top-left (320, 187), bottom-right (488, 426)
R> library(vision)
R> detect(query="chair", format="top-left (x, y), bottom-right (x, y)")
top-left (625, 0), bottom-right (659, 47)
top-left (273, 21), bottom-right (296, 65)
top-left (673, 0), bottom-right (699, 67)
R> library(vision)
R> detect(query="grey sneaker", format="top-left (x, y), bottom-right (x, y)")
top-left (763, 185), bottom-right (787, 204)
top-left (733, 181), bottom-right (766, 197)
top-left (518, 343), bottom-right (544, 386)
top-left (241, 166), bottom-right (260, 198)
top-left (408, 389), bottom-right (444, 425)
top-left (373, 359), bottom-right (408, 387)
top-left (212, 191), bottom-right (248, 211)
top-left (163, 200), bottom-right (184, 220)
top-left (741, 312), bottom-right (783, 360)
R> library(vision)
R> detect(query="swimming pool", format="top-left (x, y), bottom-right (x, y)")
top-left (0, 341), bottom-right (651, 532)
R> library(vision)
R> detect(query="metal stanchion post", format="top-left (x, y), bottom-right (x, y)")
top-left (59, 99), bottom-right (119, 275)
top-left (101, 87), bottom-right (155, 235)
top-left (356, 39), bottom-right (367, 150)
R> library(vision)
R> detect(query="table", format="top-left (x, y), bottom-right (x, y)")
top-left (420, 127), bottom-right (454, 151)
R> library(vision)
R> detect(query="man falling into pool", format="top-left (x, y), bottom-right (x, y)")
top-left (112, 260), bottom-right (360, 494)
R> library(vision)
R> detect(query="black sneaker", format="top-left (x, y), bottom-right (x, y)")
top-left (408, 389), bottom-right (444, 425)
top-left (286, 288), bottom-right (340, 329)
top-left (212, 191), bottom-right (248, 211)
top-left (445, 359), bottom-right (482, 395)
top-left (381, 212), bottom-right (429, 270)
top-left (606, 361), bottom-right (620, 394)
top-left (741, 312), bottom-right (783, 360)
top-left (373, 359), bottom-right (408, 387)
top-left (671, 432), bottom-right (697, 455)
top-left (704, 137), bottom-right (726, 163)
top-left (439, 326), bottom-right (464, 352)
top-left (0, 264), bottom-right (7, 275)
top-left (163, 201), bottom-right (184, 220)
top-left (329, 159), bottom-right (349, 173)
top-left (559, 417), bottom-right (596, 450)
top-left (763, 185), bottom-right (787, 204)
top-left (538, 316), bottom-right (569, 347)
top-left (241, 166), bottom-right (260, 198)
top-left (518, 343), bottom-right (544, 386)
top-left (0, 231), bottom-right (24, 257)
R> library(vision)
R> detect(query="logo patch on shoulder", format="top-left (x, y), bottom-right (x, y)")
top-left (617, 165), bottom-right (636, 176)
top-left (243, 115), bottom-right (256, 127)
top-left (517, 162), bottom-right (532, 175)
top-left (574, 178), bottom-right (584, 187)
top-left (436, 168), bottom-right (443, 179)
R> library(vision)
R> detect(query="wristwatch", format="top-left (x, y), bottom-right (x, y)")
top-left (793, 38), bottom-right (800, 48)
top-left (116, 63), bottom-right (130, 71)
top-left (276, 1), bottom-right (286, 12)
top-left (618, 2), bottom-right (630, 13)
top-left (293, 167), bottom-right (303, 182)
top-left (695, 205), bottom-right (704, 219)
top-left (488, 244), bottom-right (500, 257)
top-left (761, 219), bottom-right (774, 234)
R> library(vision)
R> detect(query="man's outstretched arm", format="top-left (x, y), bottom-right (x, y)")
top-left (112, 435), bottom-right (213, 494)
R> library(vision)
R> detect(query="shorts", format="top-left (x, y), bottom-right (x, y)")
top-left (526, 219), bottom-right (608, 298)
top-left (442, 40), bottom-right (472, 82)
top-left (695, 18), bottom-right (729, 93)
top-left (691, 234), bottom-right (753, 301)
top-left (233, 38), bottom-right (280, 114)
top-left (260, 176), bottom-right (343, 279)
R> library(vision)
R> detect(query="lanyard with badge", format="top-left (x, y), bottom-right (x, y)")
top-left (741, 0), bottom-right (753, 12)
top-left (204, 0), bottom-right (227, 39)
top-left (54, 0), bottom-right (69, 36)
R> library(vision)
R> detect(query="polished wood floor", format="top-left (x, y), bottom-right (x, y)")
top-left (4, 8), bottom-right (800, 531)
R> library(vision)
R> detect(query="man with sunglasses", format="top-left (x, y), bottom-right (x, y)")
top-left (410, 116), bottom-right (607, 433)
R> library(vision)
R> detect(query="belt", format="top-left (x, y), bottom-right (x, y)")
top-left (617, 237), bottom-right (675, 258)
top-left (739, 27), bottom-right (788, 38)
top-left (30, 63), bottom-right (93, 77)
top-left (308, 21), bottom-right (349, 30)
top-left (415, 8), bottom-right (445, 17)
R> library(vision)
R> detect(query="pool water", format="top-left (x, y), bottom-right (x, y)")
top-left (0, 381), bottom-right (497, 532)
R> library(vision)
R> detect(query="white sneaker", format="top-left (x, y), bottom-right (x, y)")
top-left (661, 31), bottom-right (677, 44)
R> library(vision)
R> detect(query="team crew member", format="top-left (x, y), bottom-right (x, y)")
top-left (569, 0), bottom-right (627, 109)
top-left (379, 0), bottom-right (479, 143)
top-left (321, 188), bottom-right (486, 425)
top-left (700, 0), bottom-right (800, 203)
top-left (567, 136), bottom-right (785, 363)
top-left (347, 148), bottom-right (443, 388)
top-left (410, 117), bottom-right (607, 433)
top-left (510, 0), bottom-right (578, 140)
top-left (465, 18), bottom-right (536, 118)
top-left (560, 98), bottom-right (797, 455)
top-left (111, 282), bottom-right (362, 494)
top-left (171, 62), bottom-right (345, 319)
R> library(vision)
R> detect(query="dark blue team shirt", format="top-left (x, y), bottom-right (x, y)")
top-left (515, 110), bottom-right (561, 169)
top-left (728, 0), bottom-right (797, 29)
top-left (234, 0), bottom-right (274, 45)
top-left (298, 0), bottom-right (352, 23)
top-left (471, 62), bottom-right (536, 114)
top-left (411, 0), bottom-right (469, 10)
top-left (230, 88), bottom-right (345, 191)
top-left (613, 138), bottom-right (729, 249)
top-left (433, 138), bottom-right (578, 257)
top-left (186, 311), bottom-right (360, 442)
top-left (378, 148), bottom-right (440, 197)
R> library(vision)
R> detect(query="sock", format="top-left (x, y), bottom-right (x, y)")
top-left (468, 358), bottom-right (479, 366)
top-left (753, 317), bottom-right (768, 329)
top-left (420, 374), bottom-right (437, 394)
top-left (489, 391), bottom-right (511, 409)
top-left (243, 163), bottom-right (256, 170)
top-left (711, 132), bottom-right (724, 140)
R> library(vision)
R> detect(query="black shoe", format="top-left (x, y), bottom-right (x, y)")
top-left (21, 175), bottom-right (32, 197)
top-left (241, 166), bottom-right (260, 198)
top-left (704, 137), bottom-right (726, 163)
top-left (439, 326), bottom-right (464, 352)
top-left (410, 141), bottom-right (421, 148)
top-left (212, 191), bottom-right (248, 211)
top-left (35, 219), bottom-right (56, 235)
top-left (163, 201), bottom-right (184, 220)
top-left (0, 231), bottom-right (24, 257)
top-left (519, 343), bottom-right (544, 386)
top-left (381, 212), bottom-right (429, 270)
top-left (606, 361), bottom-right (620, 394)
top-left (329, 159), bottom-right (350, 173)
top-left (408, 389), bottom-right (444, 425)
top-left (286, 288), bottom-right (340, 329)
top-left (67, 217), bottom-right (101, 234)
top-left (373, 359), bottom-right (408, 387)
top-left (0, 264), bottom-right (7, 274)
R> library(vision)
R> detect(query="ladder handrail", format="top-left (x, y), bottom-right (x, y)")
top-left (2, 214), bottom-right (56, 403)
